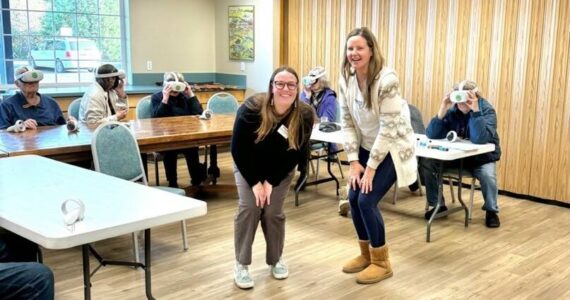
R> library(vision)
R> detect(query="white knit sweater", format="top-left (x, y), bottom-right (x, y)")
top-left (338, 68), bottom-right (417, 188)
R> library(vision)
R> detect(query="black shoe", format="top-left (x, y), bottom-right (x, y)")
top-left (485, 211), bottom-right (501, 228)
top-left (208, 166), bottom-right (220, 178)
top-left (424, 205), bottom-right (448, 220)
top-left (191, 163), bottom-right (207, 186)
top-left (168, 181), bottom-right (179, 188)
top-left (408, 180), bottom-right (420, 192)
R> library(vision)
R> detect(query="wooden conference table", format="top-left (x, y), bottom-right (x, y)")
top-left (0, 155), bottom-right (207, 299)
top-left (0, 115), bottom-right (236, 162)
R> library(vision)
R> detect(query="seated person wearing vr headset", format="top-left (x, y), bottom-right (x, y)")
top-left (296, 67), bottom-right (339, 185)
top-left (150, 72), bottom-right (207, 188)
top-left (79, 64), bottom-right (128, 124)
top-left (0, 67), bottom-right (66, 130)
top-left (422, 80), bottom-right (502, 228)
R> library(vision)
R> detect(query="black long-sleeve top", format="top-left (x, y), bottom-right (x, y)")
top-left (231, 98), bottom-right (314, 187)
top-left (150, 91), bottom-right (203, 118)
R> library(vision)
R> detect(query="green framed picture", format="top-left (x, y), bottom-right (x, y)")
top-left (228, 5), bottom-right (254, 61)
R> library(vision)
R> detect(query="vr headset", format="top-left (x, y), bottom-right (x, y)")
top-left (450, 80), bottom-right (478, 103)
top-left (94, 67), bottom-right (125, 89)
top-left (302, 67), bottom-right (326, 87)
top-left (15, 69), bottom-right (44, 83)
top-left (164, 72), bottom-right (186, 92)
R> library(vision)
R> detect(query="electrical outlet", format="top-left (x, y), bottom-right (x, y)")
top-left (240, 62), bottom-right (245, 72)
top-left (146, 60), bottom-right (153, 71)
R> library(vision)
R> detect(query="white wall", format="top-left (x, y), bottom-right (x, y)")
top-left (130, 0), bottom-right (216, 73)
top-left (214, 0), bottom-right (276, 96)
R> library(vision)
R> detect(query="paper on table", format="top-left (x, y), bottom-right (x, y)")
top-left (429, 139), bottom-right (480, 151)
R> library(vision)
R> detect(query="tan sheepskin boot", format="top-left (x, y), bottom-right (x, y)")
top-left (342, 240), bottom-right (371, 273)
top-left (356, 245), bottom-right (393, 284)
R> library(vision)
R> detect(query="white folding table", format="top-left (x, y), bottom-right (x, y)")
top-left (0, 155), bottom-right (207, 299)
top-left (295, 124), bottom-right (345, 206)
top-left (415, 134), bottom-right (495, 242)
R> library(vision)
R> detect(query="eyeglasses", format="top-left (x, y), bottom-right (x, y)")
top-left (273, 81), bottom-right (298, 90)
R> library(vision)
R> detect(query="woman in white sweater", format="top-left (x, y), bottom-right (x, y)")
top-left (338, 27), bottom-right (417, 284)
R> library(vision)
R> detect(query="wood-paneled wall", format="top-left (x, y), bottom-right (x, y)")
top-left (283, 0), bottom-right (570, 204)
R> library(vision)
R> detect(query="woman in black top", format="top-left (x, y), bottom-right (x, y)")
top-left (150, 72), bottom-right (206, 187)
top-left (231, 66), bottom-right (314, 289)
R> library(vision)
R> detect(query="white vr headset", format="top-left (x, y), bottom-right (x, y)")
top-left (15, 69), bottom-right (44, 83)
top-left (94, 68), bottom-right (126, 79)
top-left (164, 72), bottom-right (187, 92)
top-left (450, 80), bottom-right (478, 103)
top-left (302, 67), bottom-right (326, 87)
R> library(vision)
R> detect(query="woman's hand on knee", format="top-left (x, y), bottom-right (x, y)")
top-left (263, 181), bottom-right (273, 206)
top-left (360, 167), bottom-right (376, 194)
top-left (348, 161), bottom-right (365, 191)
top-left (252, 182), bottom-right (267, 208)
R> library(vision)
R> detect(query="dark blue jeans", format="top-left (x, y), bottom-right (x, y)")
top-left (0, 262), bottom-right (54, 300)
top-left (349, 149), bottom-right (397, 247)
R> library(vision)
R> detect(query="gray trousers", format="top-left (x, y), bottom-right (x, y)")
top-left (234, 166), bottom-right (295, 266)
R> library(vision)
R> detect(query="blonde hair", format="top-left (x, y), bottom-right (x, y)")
top-left (341, 27), bottom-right (385, 109)
top-left (163, 72), bottom-right (186, 83)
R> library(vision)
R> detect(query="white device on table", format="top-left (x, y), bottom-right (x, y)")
top-left (199, 109), bottom-right (213, 120)
top-left (7, 120), bottom-right (26, 132)
top-left (61, 199), bottom-right (85, 231)
top-left (450, 80), bottom-right (478, 103)
top-left (446, 130), bottom-right (459, 142)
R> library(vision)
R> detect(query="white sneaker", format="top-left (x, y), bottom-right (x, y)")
top-left (234, 262), bottom-right (254, 289)
top-left (338, 200), bottom-right (350, 216)
top-left (270, 257), bottom-right (289, 279)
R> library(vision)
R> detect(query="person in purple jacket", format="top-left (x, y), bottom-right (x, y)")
top-left (296, 66), bottom-right (340, 191)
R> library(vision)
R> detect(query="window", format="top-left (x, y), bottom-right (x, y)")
top-left (0, 0), bottom-right (127, 86)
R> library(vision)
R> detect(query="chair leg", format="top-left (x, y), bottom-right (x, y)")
top-left (315, 150), bottom-right (322, 181)
top-left (449, 177), bottom-right (457, 203)
top-left (309, 160), bottom-right (316, 176)
top-left (132, 232), bottom-right (140, 263)
top-left (417, 170), bottom-right (423, 196)
top-left (336, 156), bottom-right (345, 179)
top-left (392, 181), bottom-right (398, 205)
top-left (469, 178), bottom-right (476, 220)
top-left (181, 220), bottom-right (188, 251)
top-left (154, 156), bottom-right (159, 186)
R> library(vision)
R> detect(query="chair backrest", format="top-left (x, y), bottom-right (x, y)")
top-left (68, 98), bottom-right (82, 119)
top-left (91, 122), bottom-right (148, 184)
top-left (408, 103), bottom-right (426, 134)
top-left (136, 95), bottom-right (153, 119)
top-left (206, 92), bottom-right (239, 114)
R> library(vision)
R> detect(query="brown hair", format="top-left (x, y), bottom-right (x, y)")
top-left (341, 27), bottom-right (385, 109)
top-left (95, 64), bottom-right (119, 91)
top-left (245, 66), bottom-right (309, 150)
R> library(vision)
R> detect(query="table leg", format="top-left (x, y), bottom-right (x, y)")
top-left (325, 143), bottom-right (340, 196)
top-left (144, 229), bottom-right (155, 300)
top-left (457, 159), bottom-right (469, 227)
top-left (426, 161), bottom-right (444, 242)
top-left (82, 245), bottom-right (91, 300)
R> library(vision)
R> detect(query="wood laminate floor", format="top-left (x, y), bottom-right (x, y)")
top-left (47, 150), bottom-right (570, 299)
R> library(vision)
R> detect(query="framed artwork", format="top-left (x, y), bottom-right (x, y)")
top-left (228, 5), bottom-right (254, 61)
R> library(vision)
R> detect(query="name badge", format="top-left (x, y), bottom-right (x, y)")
top-left (277, 125), bottom-right (289, 139)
